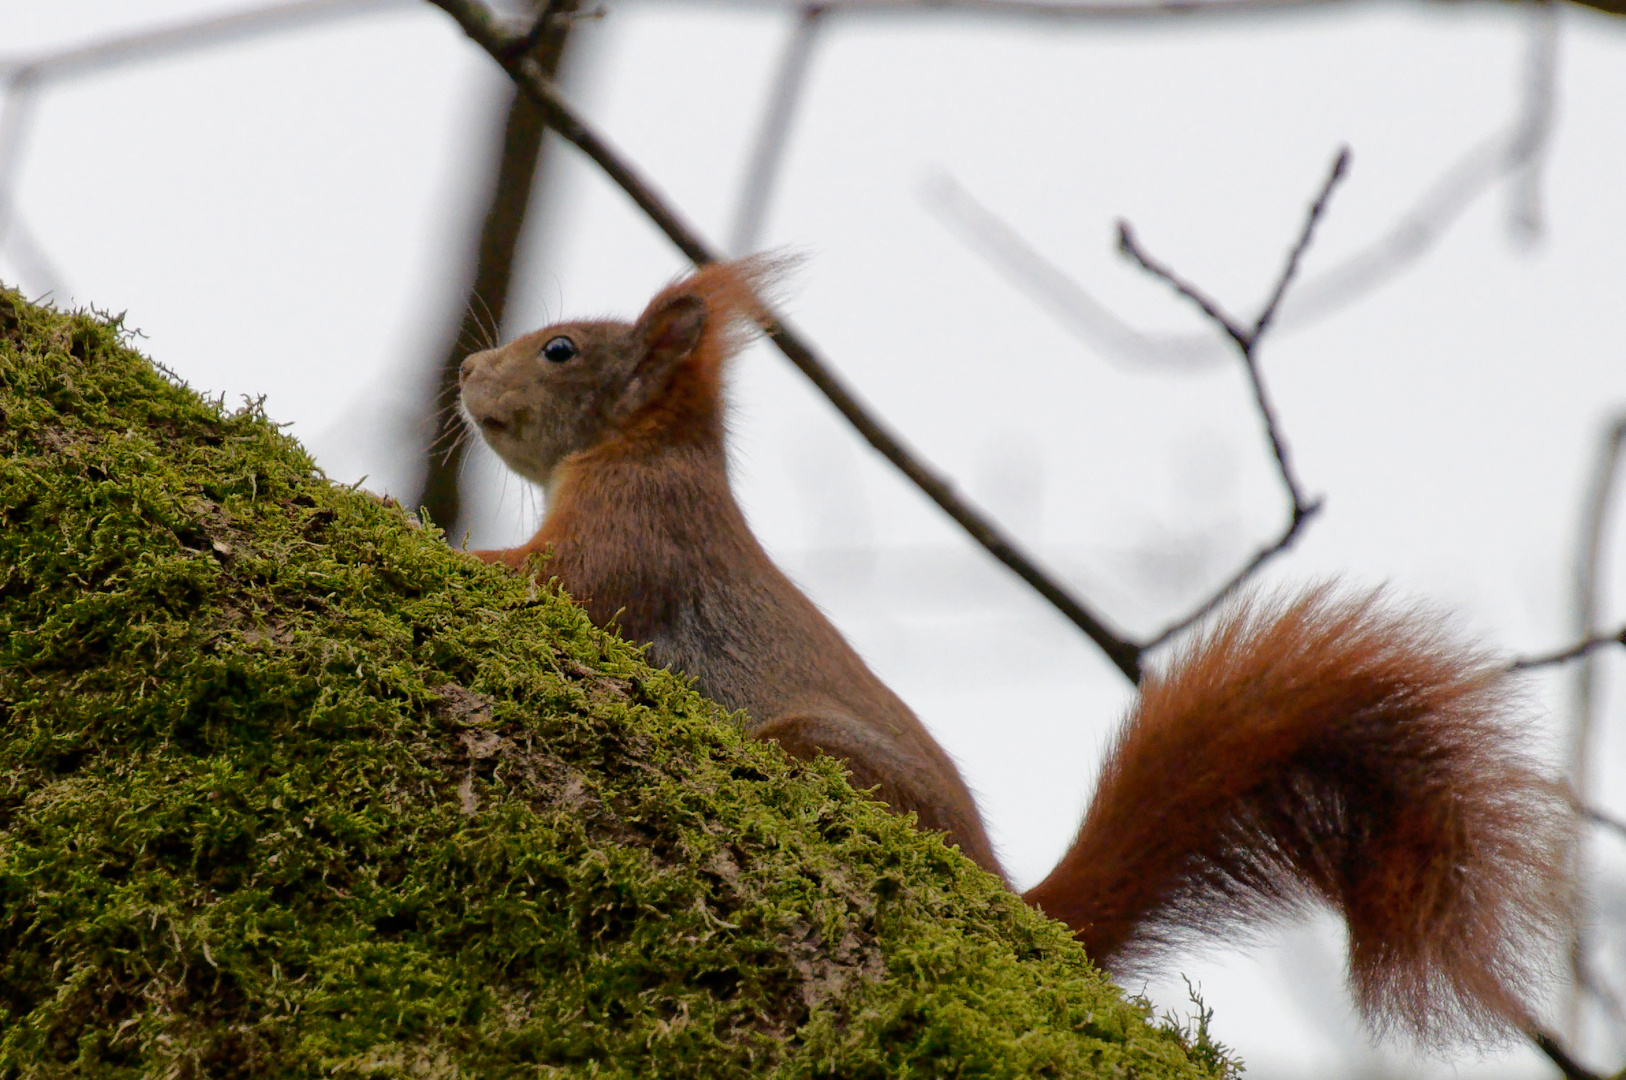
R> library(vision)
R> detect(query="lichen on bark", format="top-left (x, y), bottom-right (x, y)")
top-left (0, 286), bottom-right (1234, 1079)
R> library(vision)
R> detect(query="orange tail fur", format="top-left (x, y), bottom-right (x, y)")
top-left (1023, 586), bottom-right (1574, 1044)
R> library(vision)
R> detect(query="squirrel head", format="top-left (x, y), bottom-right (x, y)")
top-left (459, 255), bottom-right (783, 490)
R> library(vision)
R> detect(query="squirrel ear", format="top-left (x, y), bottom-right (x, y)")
top-left (638, 293), bottom-right (707, 362)
top-left (615, 294), bottom-right (707, 420)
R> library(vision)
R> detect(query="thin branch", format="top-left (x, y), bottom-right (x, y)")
top-left (708, 0), bottom-right (1350, 20)
top-left (729, 4), bottom-right (827, 255)
top-left (1567, 415), bottom-right (1626, 769)
top-left (0, 79), bottom-right (41, 290)
top-left (1564, 800), bottom-right (1626, 1069)
top-left (1531, 1028), bottom-right (1608, 1080)
top-left (1585, 805), bottom-right (1626, 844)
top-left (1121, 150), bottom-right (1349, 648)
top-left (621, 0), bottom-right (1622, 21)
top-left (0, 0), bottom-right (402, 302)
top-left (1575, 954), bottom-right (1626, 1046)
top-left (1508, 0), bottom-right (1558, 245)
top-left (1511, 626), bottom-right (1626, 671)
top-left (1283, 27), bottom-right (1558, 327)
top-left (1116, 222), bottom-right (1250, 348)
top-left (0, 213), bottom-right (68, 300)
top-left (1250, 147), bottom-right (1349, 342)
top-left (424, 0), bottom-right (1145, 682)
top-left (1141, 507), bottom-right (1322, 648)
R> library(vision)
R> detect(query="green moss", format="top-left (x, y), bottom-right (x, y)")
top-left (0, 287), bottom-right (1235, 1079)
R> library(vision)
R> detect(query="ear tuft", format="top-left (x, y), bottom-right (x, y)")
top-left (613, 254), bottom-right (801, 427)
top-left (633, 252), bottom-right (798, 364)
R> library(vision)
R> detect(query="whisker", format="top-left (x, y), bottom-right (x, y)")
top-left (468, 292), bottom-right (502, 351)
top-left (430, 394), bottom-right (467, 424)
top-left (429, 423), bottom-right (463, 458)
top-left (445, 425), bottom-right (476, 466)
top-left (434, 408), bottom-right (478, 458)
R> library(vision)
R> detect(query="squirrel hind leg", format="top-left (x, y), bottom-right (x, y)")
top-left (755, 711), bottom-right (1006, 882)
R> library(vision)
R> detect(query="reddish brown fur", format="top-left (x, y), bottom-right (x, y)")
top-left (1025, 588), bottom-right (1571, 1043)
top-left (460, 259), bottom-right (1573, 1045)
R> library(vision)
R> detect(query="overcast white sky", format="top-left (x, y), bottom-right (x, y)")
top-left (5, 1), bottom-right (1626, 1075)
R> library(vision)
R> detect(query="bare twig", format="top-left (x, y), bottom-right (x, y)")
top-left (1121, 150), bottom-right (1349, 648)
top-left (1575, 953), bottom-right (1626, 1043)
top-left (729, 4), bottom-right (827, 255)
top-left (1585, 805), bottom-right (1626, 844)
top-left (1283, 20), bottom-right (1558, 326)
top-left (1116, 223), bottom-right (1249, 346)
top-left (0, 78), bottom-right (62, 296)
top-left (625, 0), bottom-right (1622, 22)
top-left (1508, 0), bottom-right (1558, 245)
top-left (1568, 415), bottom-right (1626, 774)
top-left (424, 0), bottom-right (1145, 681)
top-left (1251, 148), bottom-right (1349, 340)
top-left (1530, 1028), bottom-right (1608, 1080)
top-left (721, 0), bottom-right (1347, 20)
top-left (0, 0), bottom-right (401, 82)
top-left (1510, 626), bottom-right (1626, 671)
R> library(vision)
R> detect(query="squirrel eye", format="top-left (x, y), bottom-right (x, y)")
top-left (542, 336), bottom-right (578, 364)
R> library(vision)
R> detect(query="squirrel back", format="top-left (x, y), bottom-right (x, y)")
top-left (458, 259), bottom-right (1572, 1045)
top-left (460, 257), bottom-right (1002, 875)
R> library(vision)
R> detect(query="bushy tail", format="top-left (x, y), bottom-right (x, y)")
top-left (1023, 586), bottom-right (1573, 1044)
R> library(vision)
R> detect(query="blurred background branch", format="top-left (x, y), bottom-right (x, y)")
top-left (729, 3), bottom-right (826, 255)
top-left (1566, 414), bottom-right (1626, 1047)
top-left (413, 0), bottom-right (580, 535)
top-left (920, 0), bottom-right (1559, 369)
top-left (0, 0), bottom-right (406, 299)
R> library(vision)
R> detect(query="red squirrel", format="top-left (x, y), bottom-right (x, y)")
top-left (456, 256), bottom-right (1572, 1044)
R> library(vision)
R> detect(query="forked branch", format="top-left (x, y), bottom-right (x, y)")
top-left (1120, 149), bottom-right (1349, 649)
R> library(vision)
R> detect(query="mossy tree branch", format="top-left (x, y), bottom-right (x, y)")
top-left (0, 286), bottom-right (1233, 1076)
